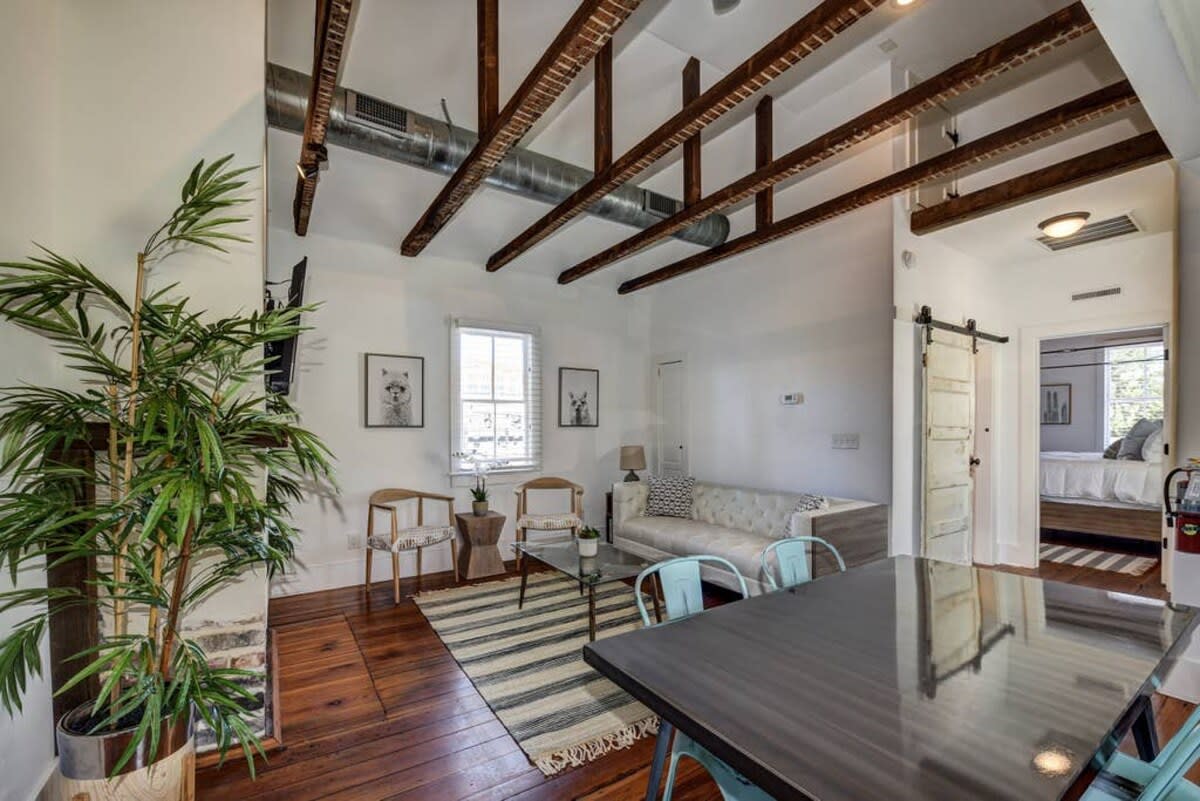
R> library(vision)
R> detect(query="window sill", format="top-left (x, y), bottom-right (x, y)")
top-left (449, 467), bottom-right (542, 488)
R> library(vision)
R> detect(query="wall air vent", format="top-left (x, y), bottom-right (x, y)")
top-left (346, 90), bottom-right (409, 134)
top-left (1071, 287), bottom-right (1122, 302)
top-left (643, 190), bottom-right (683, 219)
top-left (1036, 214), bottom-right (1140, 252)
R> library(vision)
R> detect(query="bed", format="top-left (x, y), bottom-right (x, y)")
top-left (1040, 451), bottom-right (1164, 542)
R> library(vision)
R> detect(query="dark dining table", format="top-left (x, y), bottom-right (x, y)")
top-left (583, 555), bottom-right (1197, 801)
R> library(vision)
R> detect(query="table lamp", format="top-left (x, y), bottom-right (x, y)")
top-left (620, 445), bottom-right (646, 482)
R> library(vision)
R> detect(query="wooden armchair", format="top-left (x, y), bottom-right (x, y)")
top-left (365, 488), bottom-right (457, 603)
top-left (514, 477), bottom-right (584, 566)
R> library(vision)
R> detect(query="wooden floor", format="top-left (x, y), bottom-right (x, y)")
top-left (197, 549), bottom-right (1193, 801)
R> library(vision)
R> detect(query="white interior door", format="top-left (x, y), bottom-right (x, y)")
top-left (972, 346), bottom-right (993, 564)
top-left (923, 330), bottom-right (975, 564)
top-left (656, 360), bottom-right (687, 477)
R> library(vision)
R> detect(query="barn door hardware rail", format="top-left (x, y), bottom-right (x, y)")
top-left (915, 305), bottom-right (1008, 352)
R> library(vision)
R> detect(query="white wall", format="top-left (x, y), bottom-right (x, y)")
top-left (1039, 334), bottom-right (1107, 453)
top-left (267, 227), bottom-right (654, 596)
top-left (0, 4), bottom-right (61, 798)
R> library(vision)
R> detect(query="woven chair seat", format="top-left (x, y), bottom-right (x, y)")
top-left (367, 525), bottom-right (455, 552)
top-left (517, 513), bottom-right (582, 531)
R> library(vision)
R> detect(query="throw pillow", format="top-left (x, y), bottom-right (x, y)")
top-left (1102, 439), bottom-right (1122, 459)
top-left (645, 475), bottom-right (695, 519)
top-left (1118, 418), bottom-right (1160, 460)
top-left (791, 493), bottom-right (828, 514)
top-left (1142, 427), bottom-right (1164, 463)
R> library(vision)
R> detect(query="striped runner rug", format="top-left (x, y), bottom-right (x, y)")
top-left (1039, 543), bottom-right (1158, 576)
top-left (413, 572), bottom-right (657, 776)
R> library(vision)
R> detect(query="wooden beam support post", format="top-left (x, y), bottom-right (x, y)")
top-left (478, 0), bottom-right (499, 132)
top-left (682, 57), bottom-right (702, 207)
top-left (617, 80), bottom-right (1138, 294)
top-left (293, 0), bottom-right (354, 237)
top-left (910, 131), bottom-right (1170, 235)
top-left (488, 0), bottom-right (888, 272)
top-left (401, 0), bottom-right (642, 257)
top-left (755, 95), bottom-right (774, 230)
top-left (557, 2), bottom-right (1096, 284)
top-left (595, 39), bottom-right (613, 173)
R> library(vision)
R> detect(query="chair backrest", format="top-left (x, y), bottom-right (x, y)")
top-left (367, 488), bottom-right (454, 539)
top-left (760, 536), bottom-right (846, 591)
top-left (514, 477), bottom-right (583, 518)
top-left (633, 555), bottom-right (749, 627)
top-left (1138, 717), bottom-right (1200, 801)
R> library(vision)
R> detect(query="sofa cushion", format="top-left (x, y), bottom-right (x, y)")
top-left (692, 482), bottom-right (803, 539)
top-left (645, 474), bottom-right (694, 518)
top-left (621, 516), bottom-right (775, 585)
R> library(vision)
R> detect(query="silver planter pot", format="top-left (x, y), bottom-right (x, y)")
top-left (56, 702), bottom-right (193, 780)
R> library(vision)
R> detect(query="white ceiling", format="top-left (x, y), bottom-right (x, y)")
top-left (265, 0), bottom-right (1163, 284)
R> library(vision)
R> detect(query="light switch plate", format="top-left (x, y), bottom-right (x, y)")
top-left (832, 433), bottom-right (860, 450)
top-left (346, 531), bottom-right (364, 550)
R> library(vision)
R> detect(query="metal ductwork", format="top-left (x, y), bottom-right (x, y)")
top-left (266, 64), bottom-right (730, 249)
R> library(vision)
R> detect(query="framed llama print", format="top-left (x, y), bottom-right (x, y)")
top-left (365, 353), bottom-right (424, 428)
top-left (1041, 383), bottom-right (1071, 425)
top-left (559, 367), bottom-right (599, 428)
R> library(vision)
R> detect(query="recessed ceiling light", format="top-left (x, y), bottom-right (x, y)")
top-left (893, 0), bottom-right (919, 7)
top-left (1038, 212), bottom-right (1091, 238)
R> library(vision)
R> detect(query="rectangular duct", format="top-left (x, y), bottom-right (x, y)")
top-left (347, 90), bottom-right (409, 134)
top-left (1037, 214), bottom-right (1140, 252)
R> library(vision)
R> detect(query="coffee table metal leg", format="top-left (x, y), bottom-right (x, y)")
top-left (518, 557), bottom-right (528, 610)
top-left (588, 584), bottom-right (597, 642)
top-left (1131, 695), bottom-right (1160, 760)
top-left (645, 720), bottom-right (673, 801)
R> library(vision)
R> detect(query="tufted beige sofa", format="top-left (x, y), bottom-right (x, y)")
top-left (613, 480), bottom-right (888, 595)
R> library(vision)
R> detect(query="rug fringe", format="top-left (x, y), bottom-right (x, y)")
top-left (533, 716), bottom-right (660, 776)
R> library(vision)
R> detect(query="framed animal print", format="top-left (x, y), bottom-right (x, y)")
top-left (365, 353), bottom-right (424, 428)
top-left (559, 367), bottom-right (599, 428)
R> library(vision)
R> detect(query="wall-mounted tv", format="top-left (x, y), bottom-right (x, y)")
top-left (264, 257), bottom-right (307, 395)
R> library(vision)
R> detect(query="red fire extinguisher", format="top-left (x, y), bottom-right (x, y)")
top-left (1165, 465), bottom-right (1200, 554)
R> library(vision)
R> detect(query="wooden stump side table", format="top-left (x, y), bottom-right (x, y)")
top-left (455, 512), bottom-right (507, 580)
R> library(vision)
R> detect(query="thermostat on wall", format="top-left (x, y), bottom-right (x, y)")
top-left (780, 392), bottom-right (804, 406)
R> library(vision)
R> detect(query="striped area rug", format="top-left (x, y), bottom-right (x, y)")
top-left (1039, 543), bottom-right (1158, 576)
top-left (413, 572), bottom-right (657, 776)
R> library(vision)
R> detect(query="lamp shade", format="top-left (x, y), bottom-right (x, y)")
top-left (619, 445), bottom-right (647, 471)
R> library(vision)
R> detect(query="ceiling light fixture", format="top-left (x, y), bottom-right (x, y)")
top-left (712, 0), bottom-right (741, 14)
top-left (1038, 212), bottom-right (1091, 238)
top-left (893, 0), bottom-right (919, 7)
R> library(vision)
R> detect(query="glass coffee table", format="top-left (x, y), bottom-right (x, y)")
top-left (512, 539), bottom-right (660, 641)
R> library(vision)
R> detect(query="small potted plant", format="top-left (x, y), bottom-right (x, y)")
top-left (577, 526), bottom-right (601, 558)
top-left (471, 482), bottom-right (490, 516)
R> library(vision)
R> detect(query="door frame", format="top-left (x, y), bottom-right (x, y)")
top-left (654, 353), bottom-right (688, 477)
top-left (1019, 311), bottom-right (1173, 569)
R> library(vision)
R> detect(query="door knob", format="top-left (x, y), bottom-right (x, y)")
top-left (969, 456), bottom-right (981, 467)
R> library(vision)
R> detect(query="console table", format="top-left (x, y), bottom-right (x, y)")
top-left (454, 512), bottom-right (506, 580)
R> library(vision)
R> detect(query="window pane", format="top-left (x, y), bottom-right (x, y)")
top-left (463, 401), bottom-right (497, 458)
top-left (493, 336), bottom-right (526, 401)
top-left (1106, 343), bottom-right (1164, 441)
top-left (461, 333), bottom-right (493, 399)
top-left (494, 402), bottom-right (528, 461)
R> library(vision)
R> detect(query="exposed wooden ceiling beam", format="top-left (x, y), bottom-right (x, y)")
top-left (487, 0), bottom-right (888, 272)
top-left (910, 131), bottom-right (1170, 235)
top-left (682, 57), bottom-right (702, 207)
top-left (292, 0), bottom-right (354, 237)
top-left (755, 96), bottom-right (774, 231)
top-left (618, 80), bottom-right (1139, 294)
top-left (478, 0), bottom-right (499, 132)
top-left (595, 40), bottom-right (613, 173)
top-left (400, 0), bottom-right (641, 257)
top-left (558, 3), bottom-right (1096, 284)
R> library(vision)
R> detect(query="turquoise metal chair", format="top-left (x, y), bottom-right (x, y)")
top-left (1083, 703), bottom-right (1200, 801)
top-left (633, 556), bottom-right (774, 801)
top-left (759, 536), bottom-right (846, 591)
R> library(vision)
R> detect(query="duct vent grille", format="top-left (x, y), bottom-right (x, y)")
top-left (347, 90), bottom-right (408, 134)
top-left (1071, 287), bottom-right (1122, 302)
top-left (643, 191), bottom-right (683, 219)
top-left (1036, 214), bottom-right (1140, 251)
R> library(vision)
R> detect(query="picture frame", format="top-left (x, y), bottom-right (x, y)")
top-left (364, 353), bottom-right (425, 428)
top-left (559, 367), bottom-right (599, 428)
top-left (1040, 383), bottom-right (1071, 425)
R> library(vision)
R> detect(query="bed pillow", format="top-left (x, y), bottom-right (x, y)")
top-left (1117, 418), bottom-right (1160, 460)
top-left (1102, 439), bottom-right (1122, 459)
top-left (1142, 427), bottom-right (1164, 463)
top-left (644, 475), bottom-right (695, 519)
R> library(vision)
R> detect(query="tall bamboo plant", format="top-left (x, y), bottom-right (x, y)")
top-left (0, 156), bottom-right (334, 773)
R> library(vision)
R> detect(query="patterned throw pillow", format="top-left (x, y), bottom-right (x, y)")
top-left (1102, 439), bottom-right (1122, 459)
top-left (644, 475), bottom-right (695, 519)
top-left (791, 493), bottom-right (828, 514)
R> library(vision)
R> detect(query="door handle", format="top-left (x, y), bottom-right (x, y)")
top-left (969, 456), bottom-right (981, 467)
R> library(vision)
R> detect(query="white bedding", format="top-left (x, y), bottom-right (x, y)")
top-left (1040, 451), bottom-right (1161, 507)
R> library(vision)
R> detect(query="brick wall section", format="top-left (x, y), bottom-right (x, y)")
top-left (486, 0), bottom-right (890, 271)
top-left (186, 616), bottom-right (269, 749)
top-left (400, 0), bottom-right (642, 256)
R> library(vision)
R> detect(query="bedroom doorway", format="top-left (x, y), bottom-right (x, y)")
top-left (1037, 326), bottom-right (1167, 582)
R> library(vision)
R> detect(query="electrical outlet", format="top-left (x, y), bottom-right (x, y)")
top-left (346, 531), bottom-right (364, 550)
top-left (832, 433), bottom-right (860, 450)
top-left (780, 392), bottom-right (804, 406)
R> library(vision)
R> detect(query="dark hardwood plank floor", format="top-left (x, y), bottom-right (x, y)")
top-left (197, 553), bottom-right (1193, 800)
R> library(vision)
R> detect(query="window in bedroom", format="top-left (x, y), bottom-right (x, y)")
top-left (1103, 341), bottom-right (1165, 443)
top-left (451, 320), bottom-right (541, 474)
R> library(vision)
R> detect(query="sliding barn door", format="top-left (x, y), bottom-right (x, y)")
top-left (922, 330), bottom-right (975, 564)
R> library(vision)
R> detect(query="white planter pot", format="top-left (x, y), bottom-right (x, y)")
top-left (578, 539), bottom-right (599, 558)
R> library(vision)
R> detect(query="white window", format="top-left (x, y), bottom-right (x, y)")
top-left (451, 320), bottom-right (542, 473)
top-left (1103, 342), bottom-right (1164, 443)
